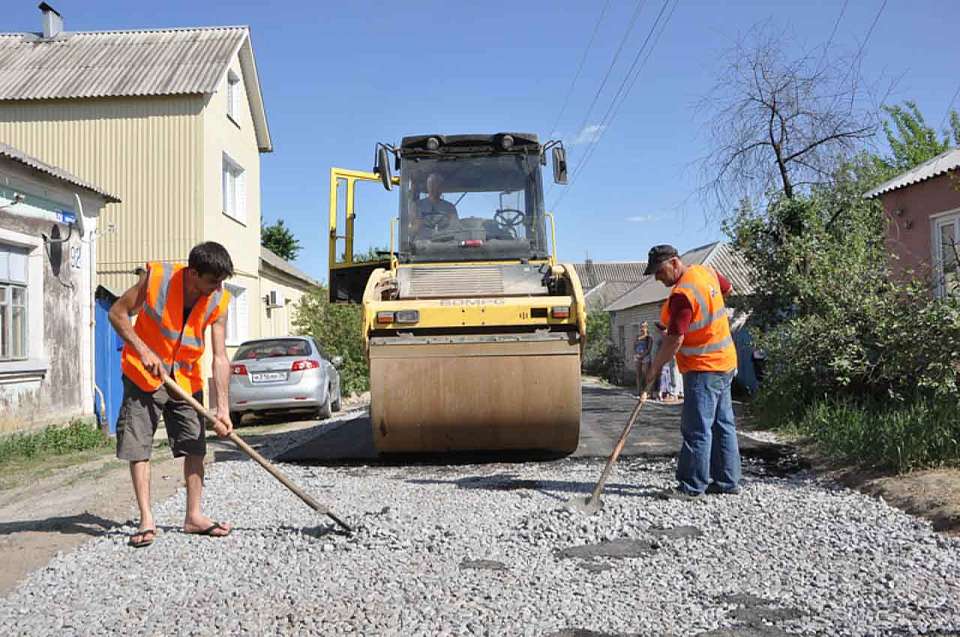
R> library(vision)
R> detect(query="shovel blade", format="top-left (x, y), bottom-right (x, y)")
top-left (566, 495), bottom-right (603, 515)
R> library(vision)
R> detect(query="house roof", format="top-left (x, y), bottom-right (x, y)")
top-left (603, 242), bottom-right (754, 312)
top-left (571, 261), bottom-right (647, 290)
top-left (0, 26), bottom-right (272, 151)
top-left (260, 247), bottom-right (320, 290)
top-left (865, 148), bottom-right (960, 198)
top-left (583, 280), bottom-right (639, 311)
top-left (0, 142), bottom-right (120, 202)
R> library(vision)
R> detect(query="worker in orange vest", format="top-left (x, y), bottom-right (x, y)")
top-left (642, 244), bottom-right (742, 500)
top-left (109, 242), bottom-right (235, 548)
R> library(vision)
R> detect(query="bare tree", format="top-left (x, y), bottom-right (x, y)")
top-left (700, 27), bottom-right (878, 208)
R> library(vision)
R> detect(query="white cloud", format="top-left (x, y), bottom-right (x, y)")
top-left (571, 124), bottom-right (606, 145)
top-left (625, 214), bottom-right (660, 223)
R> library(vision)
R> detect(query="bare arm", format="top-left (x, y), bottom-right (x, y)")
top-left (644, 334), bottom-right (683, 394)
top-left (108, 270), bottom-right (163, 377)
top-left (210, 311), bottom-right (233, 436)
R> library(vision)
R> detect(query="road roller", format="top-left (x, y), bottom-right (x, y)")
top-left (327, 133), bottom-right (585, 453)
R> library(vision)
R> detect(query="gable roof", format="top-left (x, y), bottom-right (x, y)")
top-left (603, 241), bottom-right (754, 312)
top-left (260, 247), bottom-right (320, 290)
top-left (571, 261), bottom-right (647, 290)
top-left (865, 148), bottom-right (960, 198)
top-left (0, 26), bottom-right (272, 152)
top-left (0, 141), bottom-right (119, 202)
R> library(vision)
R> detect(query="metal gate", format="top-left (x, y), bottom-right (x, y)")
top-left (94, 286), bottom-right (124, 434)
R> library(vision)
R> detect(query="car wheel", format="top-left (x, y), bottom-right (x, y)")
top-left (229, 411), bottom-right (244, 427)
top-left (331, 385), bottom-right (342, 412)
top-left (316, 390), bottom-right (332, 420)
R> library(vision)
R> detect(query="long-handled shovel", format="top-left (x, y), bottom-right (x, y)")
top-left (567, 387), bottom-right (653, 515)
top-left (161, 374), bottom-right (352, 534)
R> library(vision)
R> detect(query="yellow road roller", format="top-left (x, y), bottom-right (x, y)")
top-left (328, 133), bottom-right (585, 453)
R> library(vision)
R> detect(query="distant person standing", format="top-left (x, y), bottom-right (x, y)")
top-left (633, 324), bottom-right (653, 398)
top-left (642, 244), bottom-right (741, 500)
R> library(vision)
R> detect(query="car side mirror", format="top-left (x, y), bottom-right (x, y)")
top-left (552, 146), bottom-right (568, 185)
top-left (376, 146), bottom-right (393, 191)
top-left (331, 355), bottom-right (344, 368)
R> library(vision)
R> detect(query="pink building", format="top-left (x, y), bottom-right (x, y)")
top-left (867, 149), bottom-right (960, 297)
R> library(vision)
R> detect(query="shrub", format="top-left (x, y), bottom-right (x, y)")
top-left (293, 290), bottom-right (369, 395)
top-left (0, 419), bottom-right (112, 465)
top-left (582, 310), bottom-right (623, 384)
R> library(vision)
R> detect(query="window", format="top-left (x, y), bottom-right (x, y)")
top-left (224, 283), bottom-right (248, 346)
top-left (222, 154), bottom-right (246, 223)
top-left (0, 244), bottom-right (28, 361)
top-left (934, 212), bottom-right (960, 298)
top-left (226, 70), bottom-right (241, 123)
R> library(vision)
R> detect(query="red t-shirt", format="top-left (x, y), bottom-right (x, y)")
top-left (667, 272), bottom-right (732, 336)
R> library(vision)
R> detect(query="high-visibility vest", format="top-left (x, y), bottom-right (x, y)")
top-left (121, 261), bottom-right (231, 394)
top-left (660, 264), bottom-right (737, 374)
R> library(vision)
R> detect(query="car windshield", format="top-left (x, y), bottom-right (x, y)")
top-left (398, 153), bottom-right (548, 262)
top-left (234, 339), bottom-right (311, 360)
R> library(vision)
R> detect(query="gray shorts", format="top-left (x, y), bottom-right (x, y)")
top-left (116, 376), bottom-right (206, 461)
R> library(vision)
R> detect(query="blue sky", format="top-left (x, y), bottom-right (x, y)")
top-left (8, 1), bottom-right (960, 281)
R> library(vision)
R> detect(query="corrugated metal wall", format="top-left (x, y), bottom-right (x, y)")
top-left (0, 95), bottom-right (204, 292)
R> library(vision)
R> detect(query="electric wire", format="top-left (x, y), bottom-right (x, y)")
top-left (547, 0), bottom-right (612, 139)
top-left (939, 81), bottom-right (960, 132)
top-left (551, 0), bottom-right (676, 211)
top-left (569, 0), bottom-right (648, 148)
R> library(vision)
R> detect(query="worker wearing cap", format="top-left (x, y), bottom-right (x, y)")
top-left (108, 241), bottom-right (236, 547)
top-left (642, 244), bottom-right (742, 499)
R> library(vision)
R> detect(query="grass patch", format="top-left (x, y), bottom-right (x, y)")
top-left (775, 397), bottom-right (960, 473)
top-left (0, 419), bottom-right (113, 466)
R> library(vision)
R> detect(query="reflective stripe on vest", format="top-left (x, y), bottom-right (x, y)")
top-left (680, 335), bottom-right (734, 357)
top-left (675, 281), bottom-right (728, 332)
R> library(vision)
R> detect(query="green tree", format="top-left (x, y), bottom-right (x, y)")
top-left (292, 290), bottom-right (368, 395)
top-left (261, 219), bottom-right (301, 260)
top-left (874, 101), bottom-right (960, 177)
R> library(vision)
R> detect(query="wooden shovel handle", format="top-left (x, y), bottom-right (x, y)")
top-left (159, 374), bottom-right (342, 525)
top-left (588, 384), bottom-right (655, 503)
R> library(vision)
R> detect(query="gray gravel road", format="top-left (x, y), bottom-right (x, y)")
top-left (2, 449), bottom-right (959, 636)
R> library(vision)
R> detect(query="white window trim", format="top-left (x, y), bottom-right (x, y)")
top-left (224, 283), bottom-right (248, 347)
top-left (226, 70), bottom-right (241, 127)
top-left (222, 153), bottom-right (246, 225)
top-left (0, 228), bottom-right (46, 376)
top-left (930, 207), bottom-right (960, 298)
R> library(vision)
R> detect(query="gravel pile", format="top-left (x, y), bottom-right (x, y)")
top-left (2, 455), bottom-right (959, 636)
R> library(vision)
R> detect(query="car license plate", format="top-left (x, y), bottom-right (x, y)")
top-left (251, 372), bottom-right (287, 383)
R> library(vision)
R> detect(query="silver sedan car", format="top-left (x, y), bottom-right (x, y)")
top-left (228, 336), bottom-right (342, 425)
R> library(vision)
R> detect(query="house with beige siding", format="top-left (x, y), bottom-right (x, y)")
top-left (0, 143), bottom-right (117, 433)
top-left (0, 8), bottom-right (289, 365)
top-left (259, 247), bottom-right (321, 338)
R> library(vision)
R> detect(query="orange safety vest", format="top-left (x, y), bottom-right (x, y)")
top-left (121, 261), bottom-right (231, 394)
top-left (660, 264), bottom-right (737, 374)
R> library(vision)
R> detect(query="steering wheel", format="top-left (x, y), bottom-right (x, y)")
top-left (420, 209), bottom-right (451, 232)
top-left (494, 208), bottom-right (525, 238)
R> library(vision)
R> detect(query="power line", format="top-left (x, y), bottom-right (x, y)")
top-left (569, 0), bottom-right (648, 146)
top-left (551, 0), bottom-right (676, 210)
top-left (547, 0), bottom-right (612, 138)
top-left (854, 0), bottom-right (886, 61)
top-left (817, 0), bottom-right (848, 69)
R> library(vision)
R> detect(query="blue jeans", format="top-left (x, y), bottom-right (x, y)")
top-left (676, 370), bottom-right (741, 494)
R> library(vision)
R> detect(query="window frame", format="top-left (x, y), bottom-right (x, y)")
top-left (931, 208), bottom-right (960, 298)
top-left (222, 153), bottom-right (246, 225)
top-left (224, 282), bottom-right (248, 347)
top-left (226, 70), bottom-right (241, 127)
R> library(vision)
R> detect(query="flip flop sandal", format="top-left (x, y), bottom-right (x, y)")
top-left (187, 522), bottom-right (231, 538)
top-left (128, 528), bottom-right (156, 548)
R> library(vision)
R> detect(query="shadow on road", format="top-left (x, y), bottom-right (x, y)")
top-left (406, 472), bottom-right (659, 502)
top-left (0, 512), bottom-right (124, 537)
